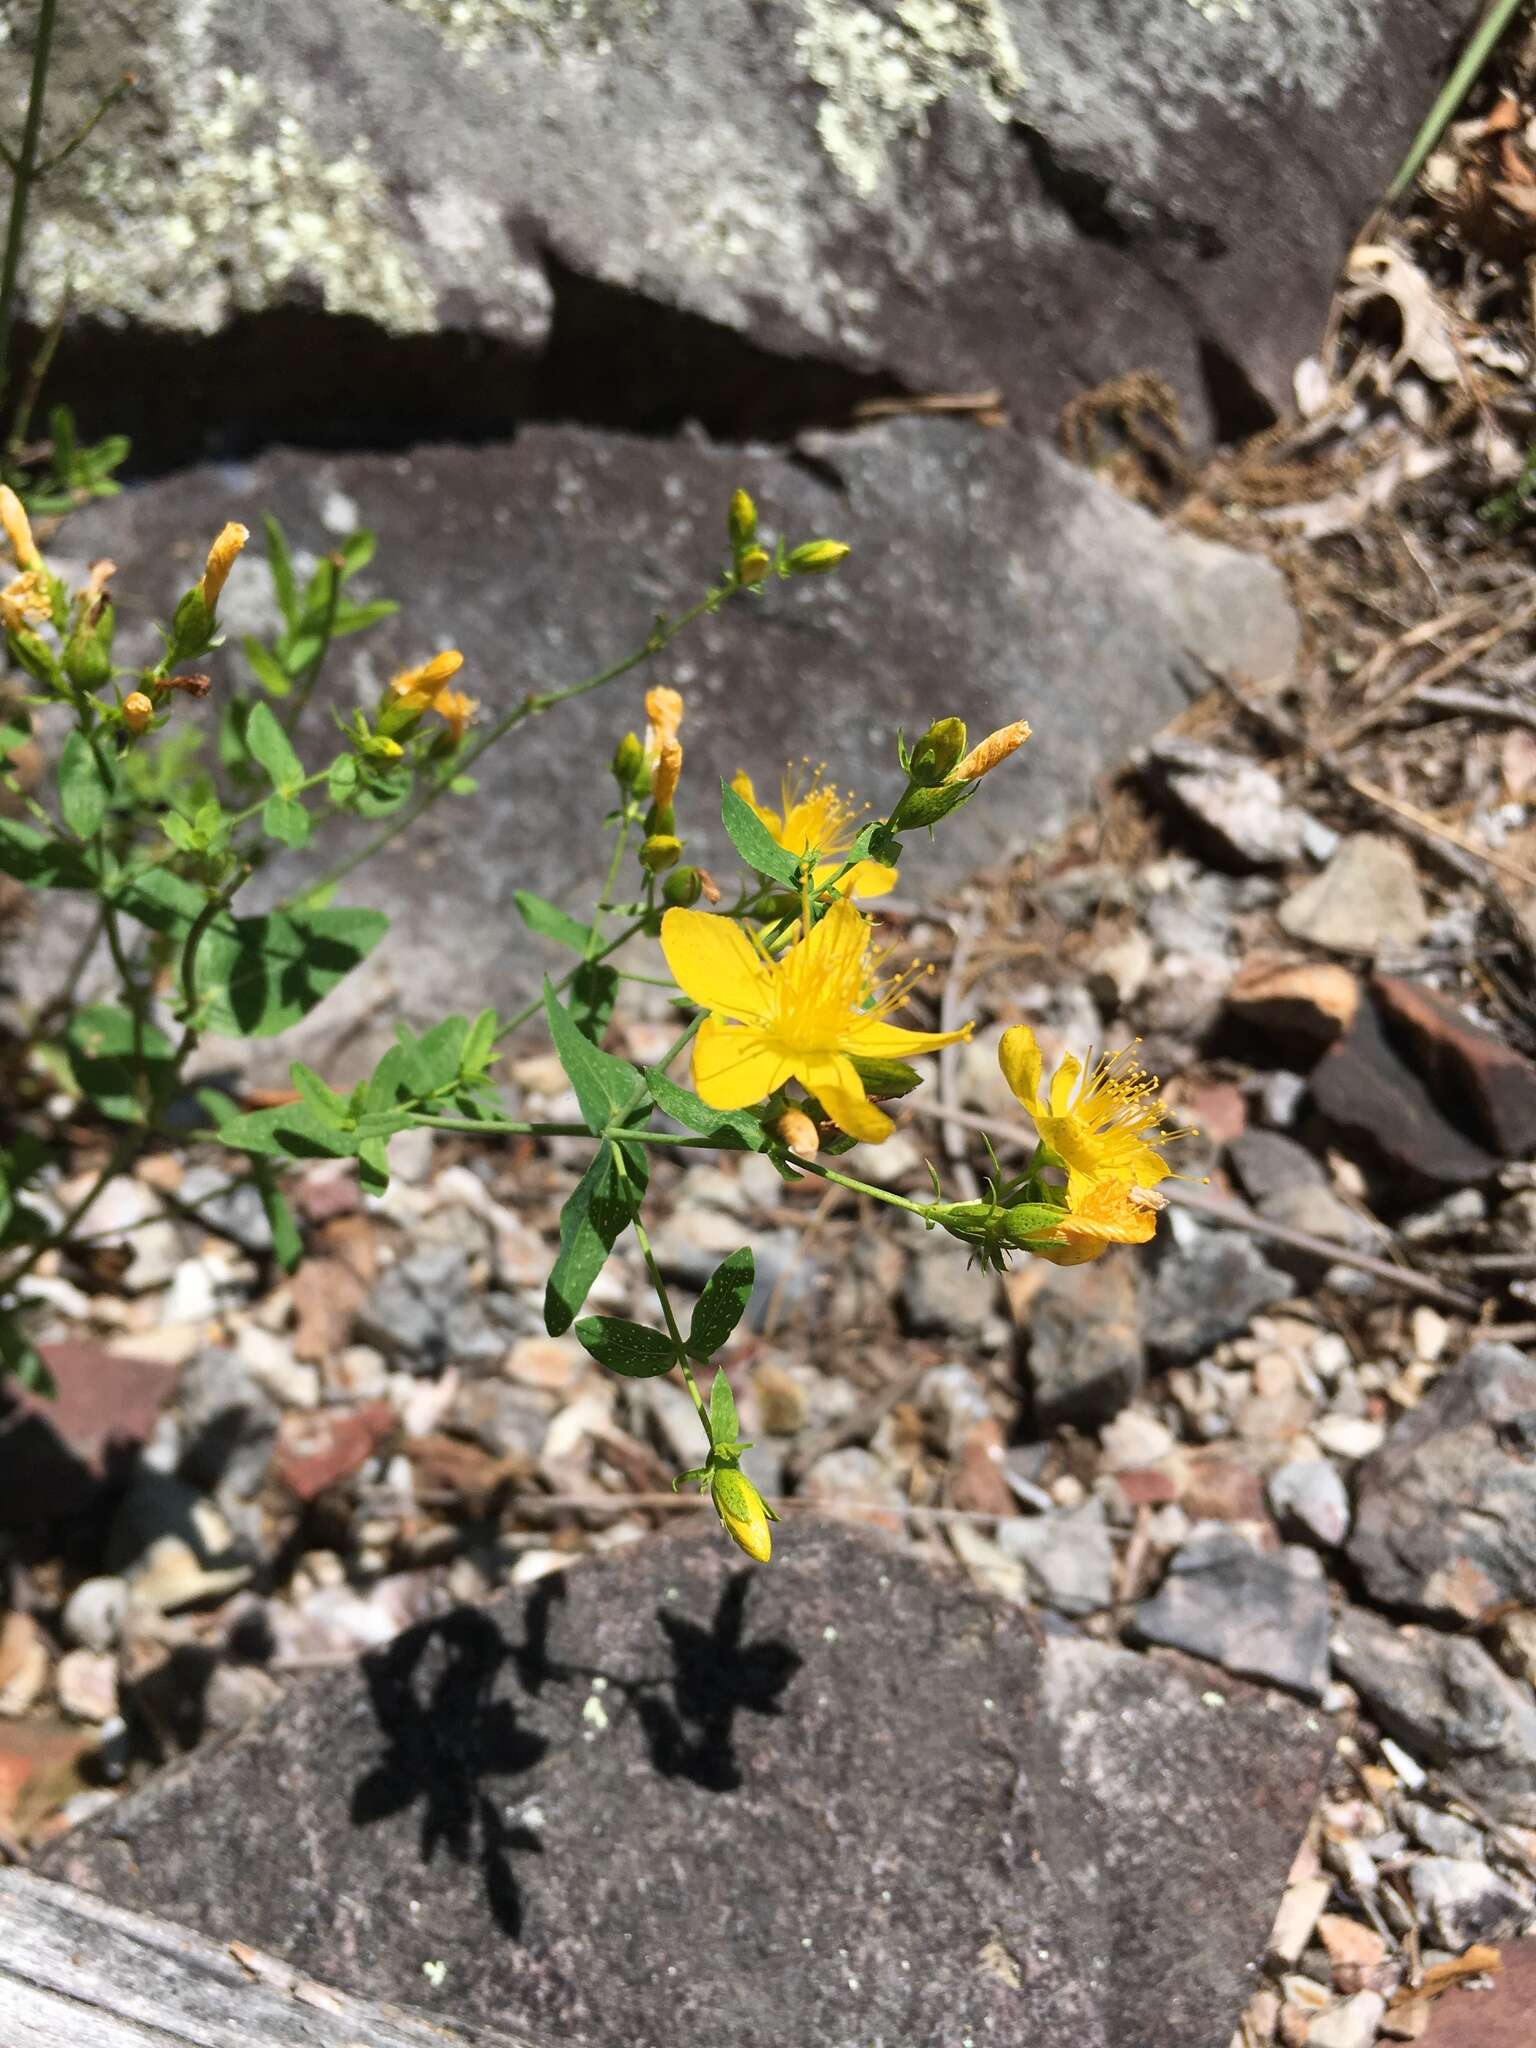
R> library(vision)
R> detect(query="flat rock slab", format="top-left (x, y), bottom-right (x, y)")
top-left (23, 1), bottom-right (1474, 456)
top-left (42, 1523), bottom-right (1330, 2048)
top-left (54, 422), bottom-right (1294, 1075)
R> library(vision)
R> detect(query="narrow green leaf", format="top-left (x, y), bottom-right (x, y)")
top-left (0, 818), bottom-right (95, 888)
top-left (708, 1366), bottom-right (739, 1446)
top-left (644, 1068), bottom-right (765, 1150)
top-left (330, 598), bottom-right (398, 637)
top-left (58, 731), bottom-right (109, 839)
top-left (720, 779), bottom-right (801, 884)
top-left (263, 513), bottom-right (298, 627)
top-left (289, 1060), bottom-right (349, 1119)
top-left (688, 1247), bottom-right (755, 1362)
top-left (460, 1007), bottom-right (499, 1078)
top-left (246, 701), bottom-right (304, 794)
top-left (250, 1162), bottom-right (304, 1271)
top-left (0, 1316), bottom-right (53, 1395)
top-left (544, 1139), bottom-right (647, 1335)
top-left (339, 529), bottom-right (377, 578)
top-left (544, 979), bottom-right (638, 1135)
top-left (216, 1101), bottom-right (356, 1159)
top-left (242, 636), bottom-right (293, 697)
top-left (573, 1316), bottom-right (678, 1377)
top-left (515, 889), bottom-right (595, 953)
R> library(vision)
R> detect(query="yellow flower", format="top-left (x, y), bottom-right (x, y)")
top-left (954, 719), bottom-right (1031, 782)
top-left (710, 1465), bottom-right (775, 1562)
top-left (652, 735), bottom-right (683, 814)
top-left (661, 897), bottom-right (968, 1143)
top-left (197, 522), bottom-right (249, 612)
top-left (0, 570), bottom-right (50, 632)
top-left (645, 685), bottom-right (684, 750)
top-left (999, 1025), bottom-right (1184, 1203)
top-left (434, 686), bottom-right (477, 744)
top-left (0, 485), bottom-right (40, 571)
top-left (730, 764), bottom-right (897, 900)
top-left (1026, 1180), bottom-right (1165, 1267)
top-left (389, 648), bottom-right (463, 708)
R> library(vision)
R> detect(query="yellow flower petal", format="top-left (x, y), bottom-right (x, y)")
top-left (998, 1025), bottom-right (1045, 1114)
top-left (838, 859), bottom-right (899, 900)
top-left (1048, 1051), bottom-right (1084, 1119)
top-left (661, 908), bottom-right (773, 1020)
top-left (691, 1016), bottom-right (793, 1109)
top-left (813, 1081), bottom-right (893, 1145)
top-left (841, 1013), bottom-right (969, 1059)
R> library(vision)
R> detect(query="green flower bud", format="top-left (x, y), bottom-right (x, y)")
top-left (64, 601), bottom-right (114, 691)
top-left (728, 488), bottom-right (758, 549)
top-left (663, 864), bottom-right (704, 906)
top-left (908, 717), bottom-right (968, 787)
top-left (886, 779), bottom-right (975, 835)
top-left (785, 539), bottom-right (850, 576)
top-left (640, 832), bottom-right (683, 873)
top-left (737, 546), bottom-right (771, 586)
top-left (612, 730), bottom-right (645, 787)
top-left (710, 1464), bottom-right (775, 1562)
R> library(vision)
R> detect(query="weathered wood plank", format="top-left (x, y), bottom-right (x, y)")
top-left (0, 1868), bottom-right (552, 2048)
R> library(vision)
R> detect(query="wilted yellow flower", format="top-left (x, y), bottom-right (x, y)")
top-left (653, 735), bottom-right (683, 814)
top-left (645, 685), bottom-right (684, 750)
top-left (954, 719), bottom-right (1031, 782)
top-left (710, 1464), bottom-right (775, 1562)
top-left (999, 1026), bottom-right (1184, 1205)
top-left (661, 897), bottom-right (968, 1143)
top-left (122, 691), bottom-right (154, 734)
top-left (1026, 1180), bottom-right (1165, 1268)
top-left (0, 570), bottom-right (50, 632)
top-left (730, 763), bottom-right (896, 900)
top-left (774, 1105), bottom-right (820, 1157)
top-left (389, 648), bottom-right (464, 708)
top-left (0, 486), bottom-right (40, 571)
top-left (197, 522), bottom-right (249, 612)
top-left (434, 687), bottom-right (478, 745)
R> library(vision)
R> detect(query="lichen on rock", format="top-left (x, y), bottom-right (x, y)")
top-left (380, 0), bottom-right (655, 66)
top-left (794, 0), bottom-right (1028, 199)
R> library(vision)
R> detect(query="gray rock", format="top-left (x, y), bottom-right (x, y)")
top-left (177, 1163), bottom-right (274, 1252)
top-left (41, 1524), bottom-right (1331, 2048)
top-left (1227, 1130), bottom-right (1327, 1207)
top-left (61, 1576), bottom-right (131, 1654)
top-left (25, 3), bottom-right (1470, 455)
top-left (918, 1363), bottom-right (993, 1458)
top-left (1398, 1799), bottom-right (1485, 1861)
top-left (901, 1229), bottom-right (998, 1343)
top-left (1145, 1235), bottom-right (1294, 1366)
top-left (1026, 1249), bottom-right (1145, 1430)
top-left (356, 1243), bottom-right (513, 1371)
top-left (1267, 1459), bottom-right (1351, 1550)
top-left (176, 1345), bottom-right (281, 1502)
top-left (1131, 1530), bottom-right (1331, 1698)
top-left (1145, 738), bottom-right (1308, 870)
top-left (52, 427), bottom-right (1295, 1075)
top-left (1407, 1856), bottom-right (1529, 1951)
top-left (1278, 834), bottom-right (1428, 956)
top-left (996, 1500), bottom-right (1114, 1617)
top-left (1348, 1343), bottom-right (1536, 1622)
top-left (1331, 1605), bottom-right (1536, 1825)
top-left (445, 1380), bottom-right (552, 1464)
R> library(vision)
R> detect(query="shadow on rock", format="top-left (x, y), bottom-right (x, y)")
top-left (637, 1572), bottom-right (801, 1793)
top-left (351, 1607), bottom-right (549, 1937)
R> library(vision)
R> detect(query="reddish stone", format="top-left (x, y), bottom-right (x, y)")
top-left (274, 1401), bottom-right (395, 1502)
top-left (1226, 953), bottom-right (1361, 1048)
top-left (1179, 1450), bottom-right (1269, 1526)
top-left (405, 1432), bottom-right (527, 1516)
top-left (1310, 998), bottom-right (1500, 1198)
top-left (1422, 1936), bottom-right (1536, 2047)
top-left (1116, 1466), bottom-right (1180, 1508)
top-left (1375, 974), bottom-right (1536, 1159)
top-left (0, 1718), bottom-right (96, 1836)
top-left (289, 1254), bottom-right (368, 1364)
top-left (950, 1419), bottom-right (1016, 1519)
top-left (0, 1344), bottom-right (178, 1525)
top-left (1178, 1080), bottom-right (1248, 1148)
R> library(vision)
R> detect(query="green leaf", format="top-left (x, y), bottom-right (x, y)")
top-left (263, 513), bottom-right (298, 627)
top-left (644, 1068), bottom-right (765, 1150)
top-left (197, 905), bottom-right (389, 1038)
top-left (514, 890), bottom-right (594, 953)
top-left (339, 529), bottom-right (377, 578)
top-left (887, 780), bottom-right (975, 835)
top-left (58, 731), bottom-right (109, 840)
top-left (357, 1136), bottom-right (391, 1195)
top-left (573, 1315), bottom-right (678, 1377)
top-left (0, 1315), bottom-right (53, 1395)
top-left (569, 961), bottom-right (619, 1045)
top-left (327, 754), bottom-right (359, 802)
top-left (251, 1162), bottom-right (303, 1271)
top-left (330, 598), bottom-right (398, 637)
top-left (848, 1055), bottom-right (921, 1101)
top-left (64, 1004), bottom-right (175, 1124)
top-left (545, 1138), bottom-right (646, 1336)
top-left (289, 1060), bottom-right (349, 1119)
top-left (689, 1247), bottom-right (755, 1362)
top-left (708, 1365), bottom-right (739, 1446)
top-left (215, 1101), bottom-right (356, 1159)
top-left (720, 779), bottom-right (801, 884)
top-left (0, 818), bottom-right (95, 888)
top-left (261, 794), bottom-right (311, 848)
top-left (246, 701), bottom-right (304, 794)
top-left (242, 636), bottom-right (293, 697)
top-left (460, 1007), bottom-right (499, 1079)
top-left (855, 820), bottom-right (902, 867)
top-left (544, 979), bottom-right (638, 1135)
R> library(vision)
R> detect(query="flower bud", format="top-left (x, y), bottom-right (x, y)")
top-left (197, 522), bottom-right (249, 613)
top-left (0, 485), bottom-right (40, 571)
top-left (728, 487), bottom-right (758, 549)
top-left (122, 691), bottom-right (154, 734)
top-left (736, 545), bottom-right (771, 586)
top-left (785, 539), bottom-right (850, 576)
top-left (954, 719), bottom-right (1031, 781)
top-left (662, 865), bottom-right (704, 907)
top-left (774, 1106), bottom-right (819, 1157)
top-left (640, 832), bottom-right (683, 873)
top-left (652, 735), bottom-right (682, 814)
top-left (908, 716), bottom-right (967, 786)
top-left (710, 1464), bottom-right (773, 1563)
top-left (612, 730), bottom-right (645, 787)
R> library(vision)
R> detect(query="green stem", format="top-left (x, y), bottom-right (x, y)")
top-left (587, 811), bottom-right (635, 963)
top-left (784, 1150), bottom-right (938, 1220)
top-left (491, 915), bottom-right (648, 1046)
top-left (622, 1170), bottom-right (711, 1440)
top-left (223, 767), bottom-right (328, 833)
top-left (0, 0), bottom-right (57, 415)
top-left (406, 1115), bottom-right (716, 1145)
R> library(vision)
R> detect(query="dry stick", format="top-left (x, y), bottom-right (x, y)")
top-left (911, 1095), bottom-right (1484, 1315)
top-left (1413, 682), bottom-right (1536, 730)
top-left (1328, 597), bottom-right (1536, 751)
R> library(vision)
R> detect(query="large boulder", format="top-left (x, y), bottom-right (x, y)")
top-left (41, 1522), bottom-right (1331, 2048)
top-left (50, 422), bottom-right (1295, 1070)
top-left (21, 0), bottom-right (1475, 455)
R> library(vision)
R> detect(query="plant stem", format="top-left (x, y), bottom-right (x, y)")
top-left (491, 915), bottom-right (648, 1046)
top-left (783, 1150), bottom-right (938, 1220)
top-left (622, 1172), bottom-right (711, 1439)
top-left (0, 0), bottom-right (57, 414)
top-left (280, 557), bottom-right (342, 740)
